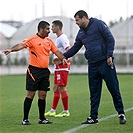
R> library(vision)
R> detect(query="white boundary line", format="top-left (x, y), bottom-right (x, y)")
top-left (63, 107), bottom-right (133, 133)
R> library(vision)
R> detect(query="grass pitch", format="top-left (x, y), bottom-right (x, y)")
top-left (0, 74), bottom-right (133, 133)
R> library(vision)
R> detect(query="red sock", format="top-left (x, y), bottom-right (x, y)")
top-left (52, 91), bottom-right (60, 110)
top-left (61, 90), bottom-right (69, 110)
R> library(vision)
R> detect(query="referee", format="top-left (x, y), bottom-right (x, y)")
top-left (2, 21), bottom-right (67, 125)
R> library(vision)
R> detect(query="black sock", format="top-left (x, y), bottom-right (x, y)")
top-left (38, 99), bottom-right (46, 120)
top-left (23, 97), bottom-right (33, 120)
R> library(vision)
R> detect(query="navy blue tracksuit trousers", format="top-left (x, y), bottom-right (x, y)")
top-left (88, 59), bottom-right (125, 119)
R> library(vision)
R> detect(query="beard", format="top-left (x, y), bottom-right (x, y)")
top-left (78, 23), bottom-right (86, 29)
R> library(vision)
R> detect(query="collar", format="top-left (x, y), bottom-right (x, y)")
top-left (57, 32), bottom-right (63, 38)
top-left (36, 33), bottom-right (45, 39)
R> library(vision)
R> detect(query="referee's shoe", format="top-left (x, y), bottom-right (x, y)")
top-left (22, 119), bottom-right (31, 125)
top-left (38, 118), bottom-right (53, 124)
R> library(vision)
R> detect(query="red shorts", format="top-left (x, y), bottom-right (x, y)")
top-left (54, 71), bottom-right (69, 86)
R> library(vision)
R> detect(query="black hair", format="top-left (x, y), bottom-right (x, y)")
top-left (74, 10), bottom-right (88, 19)
top-left (37, 21), bottom-right (50, 31)
top-left (52, 20), bottom-right (63, 30)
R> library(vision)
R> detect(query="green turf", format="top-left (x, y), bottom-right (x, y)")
top-left (0, 74), bottom-right (133, 133)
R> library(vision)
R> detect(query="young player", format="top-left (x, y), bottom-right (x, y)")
top-left (45, 20), bottom-right (70, 117)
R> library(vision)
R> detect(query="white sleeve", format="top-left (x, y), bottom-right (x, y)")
top-left (60, 35), bottom-right (70, 50)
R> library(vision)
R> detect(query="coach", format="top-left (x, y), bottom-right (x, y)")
top-left (63, 10), bottom-right (126, 125)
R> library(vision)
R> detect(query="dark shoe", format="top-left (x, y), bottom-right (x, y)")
top-left (22, 119), bottom-right (31, 125)
top-left (38, 118), bottom-right (53, 124)
top-left (81, 117), bottom-right (98, 124)
top-left (118, 114), bottom-right (126, 124)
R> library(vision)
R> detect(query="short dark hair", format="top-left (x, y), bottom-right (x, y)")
top-left (38, 21), bottom-right (50, 31)
top-left (74, 10), bottom-right (88, 19)
top-left (52, 20), bottom-right (63, 30)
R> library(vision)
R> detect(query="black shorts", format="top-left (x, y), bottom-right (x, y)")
top-left (26, 65), bottom-right (51, 91)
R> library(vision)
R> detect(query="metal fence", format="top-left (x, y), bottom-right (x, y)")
top-left (0, 48), bottom-right (133, 75)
